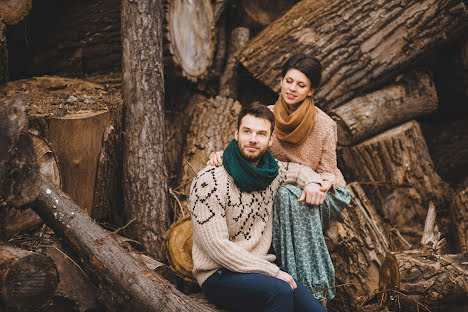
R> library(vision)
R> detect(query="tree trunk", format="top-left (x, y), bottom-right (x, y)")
top-left (0, 244), bottom-right (58, 311)
top-left (238, 0), bottom-right (467, 111)
top-left (31, 176), bottom-right (221, 312)
top-left (164, 0), bottom-right (215, 81)
top-left (341, 121), bottom-right (451, 238)
top-left (0, 21), bottom-right (8, 84)
top-left (122, 0), bottom-right (170, 260)
top-left (378, 251), bottom-right (468, 311)
top-left (325, 182), bottom-right (390, 310)
top-left (450, 185), bottom-right (468, 253)
top-left (0, 0), bottom-right (32, 25)
top-left (330, 71), bottom-right (438, 146)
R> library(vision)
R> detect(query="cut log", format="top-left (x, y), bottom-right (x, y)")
top-left (341, 121), bottom-right (451, 238)
top-left (219, 27), bottom-right (250, 99)
top-left (450, 185), bottom-right (468, 253)
top-left (164, 216), bottom-right (196, 283)
top-left (0, 21), bottom-right (7, 83)
top-left (0, 244), bottom-right (58, 311)
top-left (378, 251), bottom-right (468, 311)
top-left (2, 76), bottom-right (121, 220)
top-left (31, 176), bottom-right (220, 312)
top-left (240, 0), bottom-right (297, 27)
top-left (330, 71), bottom-right (438, 146)
top-left (238, 0), bottom-right (468, 111)
top-left (325, 183), bottom-right (390, 310)
top-left (0, 91), bottom-right (40, 207)
top-left (164, 0), bottom-right (215, 81)
top-left (0, 0), bottom-right (32, 25)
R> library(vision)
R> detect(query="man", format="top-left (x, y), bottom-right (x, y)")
top-left (189, 103), bottom-right (326, 312)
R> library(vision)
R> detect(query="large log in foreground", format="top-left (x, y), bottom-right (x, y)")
top-left (325, 183), bottom-right (390, 310)
top-left (342, 121), bottom-right (451, 235)
top-left (378, 251), bottom-right (468, 311)
top-left (330, 72), bottom-right (438, 146)
top-left (31, 176), bottom-right (219, 312)
top-left (238, 0), bottom-right (467, 111)
top-left (0, 244), bottom-right (58, 311)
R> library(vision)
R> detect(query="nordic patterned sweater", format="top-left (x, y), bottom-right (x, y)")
top-left (189, 161), bottom-right (322, 286)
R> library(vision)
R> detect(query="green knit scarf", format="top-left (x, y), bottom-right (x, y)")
top-left (222, 140), bottom-right (279, 192)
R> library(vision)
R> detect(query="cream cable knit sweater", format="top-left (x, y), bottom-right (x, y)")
top-left (190, 161), bottom-right (322, 286)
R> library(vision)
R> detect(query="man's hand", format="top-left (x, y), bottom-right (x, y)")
top-left (206, 151), bottom-right (223, 166)
top-left (275, 270), bottom-right (297, 290)
top-left (298, 182), bottom-right (326, 205)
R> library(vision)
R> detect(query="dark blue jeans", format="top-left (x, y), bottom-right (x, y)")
top-left (202, 268), bottom-right (326, 312)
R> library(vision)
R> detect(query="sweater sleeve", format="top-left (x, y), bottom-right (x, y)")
top-left (189, 168), bottom-right (279, 277)
top-left (317, 120), bottom-right (338, 189)
top-left (278, 161), bottom-right (323, 188)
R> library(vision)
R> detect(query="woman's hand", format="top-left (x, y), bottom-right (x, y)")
top-left (206, 150), bottom-right (223, 166)
top-left (298, 182), bottom-right (326, 205)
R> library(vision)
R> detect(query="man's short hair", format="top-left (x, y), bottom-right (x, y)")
top-left (237, 102), bottom-right (275, 134)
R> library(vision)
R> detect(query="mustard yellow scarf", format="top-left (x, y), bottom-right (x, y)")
top-left (273, 95), bottom-right (316, 145)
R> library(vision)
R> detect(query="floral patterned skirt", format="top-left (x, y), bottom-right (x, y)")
top-left (272, 185), bottom-right (351, 300)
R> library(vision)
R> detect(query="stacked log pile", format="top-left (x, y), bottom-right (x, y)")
top-left (1, 0), bottom-right (467, 311)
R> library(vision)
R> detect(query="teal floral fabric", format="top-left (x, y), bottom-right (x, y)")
top-left (272, 185), bottom-right (351, 300)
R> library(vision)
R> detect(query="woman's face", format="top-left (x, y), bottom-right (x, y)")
top-left (280, 68), bottom-right (314, 107)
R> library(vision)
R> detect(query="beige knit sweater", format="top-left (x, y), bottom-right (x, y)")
top-left (189, 161), bottom-right (322, 286)
top-left (268, 105), bottom-right (346, 188)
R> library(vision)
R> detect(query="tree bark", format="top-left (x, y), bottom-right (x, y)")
top-left (378, 251), bottom-right (468, 311)
top-left (0, 21), bottom-right (8, 84)
top-left (450, 185), bottom-right (468, 253)
top-left (0, 244), bottom-right (58, 311)
top-left (164, 0), bottom-right (215, 81)
top-left (219, 27), bottom-right (250, 99)
top-left (341, 121), bottom-right (451, 237)
top-left (0, 0), bottom-right (32, 25)
top-left (31, 176), bottom-right (220, 312)
top-left (238, 0), bottom-right (468, 111)
top-left (325, 182), bottom-right (391, 310)
top-left (330, 71), bottom-right (438, 146)
top-left (122, 0), bottom-right (170, 260)
top-left (240, 0), bottom-right (298, 27)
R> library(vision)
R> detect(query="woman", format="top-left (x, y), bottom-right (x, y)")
top-left (208, 53), bottom-right (350, 304)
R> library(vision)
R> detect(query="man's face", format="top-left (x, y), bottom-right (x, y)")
top-left (235, 114), bottom-right (273, 165)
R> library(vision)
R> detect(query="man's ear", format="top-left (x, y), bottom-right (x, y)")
top-left (268, 132), bottom-right (274, 147)
top-left (235, 130), bottom-right (238, 141)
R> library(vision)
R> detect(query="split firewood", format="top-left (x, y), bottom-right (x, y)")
top-left (378, 251), bottom-right (468, 311)
top-left (341, 120), bottom-right (452, 239)
top-left (0, 21), bottom-right (7, 83)
top-left (330, 71), bottom-right (438, 146)
top-left (450, 184), bottom-right (468, 253)
top-left (325, 183), bottom-right (391, 309)
top-left (30, 176), bottom-right (220, 312)
top-left (0, 0), bottom-right (32, 25)
top-left (0, 244), bottom-right (58, 311)
top-left (164, 0), bottom-right (216, 81)
top-left (420, 202), bottom-right (446, 253)
top-left (238, 0), bottom-right (467, 110)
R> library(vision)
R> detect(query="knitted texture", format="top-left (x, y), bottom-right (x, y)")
top-left (190, 161), bottom-right (322, 286)
top-left (268, 105), bottom-right (346, 188)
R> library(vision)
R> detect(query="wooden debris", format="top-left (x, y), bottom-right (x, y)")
top-left (450, 185), bottom-right (468, 253)
top-left (0, 0), bottom-right (32, 25)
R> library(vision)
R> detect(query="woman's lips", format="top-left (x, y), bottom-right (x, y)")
top-left (286, 93), bottom-right (296, 100)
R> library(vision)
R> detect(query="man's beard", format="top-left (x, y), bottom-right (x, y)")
top-left (237, 141), bottom-right (268, 163)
